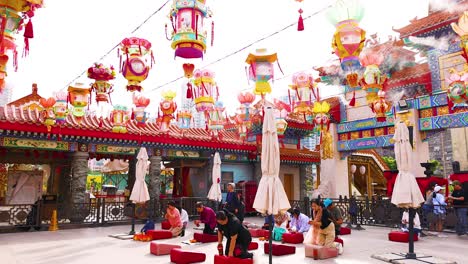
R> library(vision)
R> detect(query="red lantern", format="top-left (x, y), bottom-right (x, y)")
top-left (133, 95), bottom-right (150, 127)
top-left (158, 90), bottom-right (177, 132)
top-left (370, 91), bottom-right (391, 122)
top-left (39, 97), bottom-right (56, 132)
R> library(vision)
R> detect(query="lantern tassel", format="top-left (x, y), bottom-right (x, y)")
top-left (23, 19), bottom-right (34, 57)
top-left (297, 10), bottom-right (304, 31)
top-left (349, 90), bottom-right (356, 107)
top-left (186, 83), bottom-right (193, 99)
top-left (276, 59), bottom-right (284, 75)
top-left (288, 89), bottom-right (292, 105)
top-left (195, 15), bottom-right (199, 40)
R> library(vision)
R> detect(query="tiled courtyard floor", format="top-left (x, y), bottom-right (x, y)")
top-left (0, 217), bottom-right (466, 264)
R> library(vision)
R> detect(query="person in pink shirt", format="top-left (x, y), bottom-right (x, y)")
top-left (165, 201), bottom-right (182, 237)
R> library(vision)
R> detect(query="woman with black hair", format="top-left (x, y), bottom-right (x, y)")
top-left (216, 210), bottom-right (253, 259)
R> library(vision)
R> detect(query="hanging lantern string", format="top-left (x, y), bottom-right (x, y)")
top-left (148, 4), bottom-right (332, 93)
top-left (60, 0), bottom-right (171, 91)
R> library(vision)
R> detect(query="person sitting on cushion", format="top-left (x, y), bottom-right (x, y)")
top-left (216, 210), bottom-right (253, 259)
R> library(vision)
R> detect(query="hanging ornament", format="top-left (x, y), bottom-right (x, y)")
top-left (158, 90), bottom-right (177, 132)
top-left (88, 63), bottom-right (116, 103)
top-left (183, 63), bottom-right (196, 99)
top-left (111, 105), bottom-right (129, 133)
top-left (177, 109), bottom-right (192, 130)
top-left (245, 48), bottom-right (283, 97)
top-left (369, 91), bottom-right (391, 122)
top-left (119, 37), bottom-right (154, 92)
top-left (67, 83), bottom-right (90, 121)
top-left (289, 72), bottom-right (315, 120)
top-left (327, 0), bottom-right (366, 106)
top-left (39, 97), bottom-right (56, 132)
top-left (53, 91), bottom-right (68, 125)
top-left (0, 0), bottom-right (43, 90)
top-left (166, 0), bottom-right (214, 59)
top-left (445, 66), bottom-right (468, 107)
top-left (191, 69), bottom-right (217, 128)
top-left (313, 101), bottom-right (333, 159)
top-left (359, 48), bottom-right (386, 107)
top-left (132, 95), bottom-right (150, 127)
top-left (451, 11), bottom-right (468, 62)
top-left (208, 101), bottom-right (225, 139)
top-left (295, 0), bottom-right (305, 31)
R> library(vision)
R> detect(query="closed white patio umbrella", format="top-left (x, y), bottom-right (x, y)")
top-left (207, 152), bottom-right (222, 202)
top-left (130, 147), bottom-right (150, 203)
top-left (391, 121), bottom-right (424, 208)
top-left (253, 106), bottom-right (291, 215)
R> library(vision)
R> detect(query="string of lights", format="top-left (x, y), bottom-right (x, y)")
top-left (60, 0), bottom-right (171, 91)
top-left (148, 4), bottom-right (332, 92)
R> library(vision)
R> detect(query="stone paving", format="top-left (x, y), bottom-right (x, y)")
top-left (0, 217), bottom-right (466, 264)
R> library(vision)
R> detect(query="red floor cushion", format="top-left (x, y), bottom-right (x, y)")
top-left (150, 242), bottom-right (181, 256)
top-left (334, 237), bottom-right (344, 247)
top-left (161, 220), bottom-right (171, 230)
top-left (248, 228), bottom-right (269, 238)
top-left (305, 244), bottom-right (338, 260)
top-left (282, 232), bottom-right (304, 244)
top-left (248, 242), bottom-right (259, 250)
top-left (193, 232), bottom-right (218, 243)
top-left (263, 242), bottom-right (296, 256)
top-left (340, 227), bottom-right (351, 235)
top-left (170, 248), bottom-right (206, 264)
top-left (147, 230), bottom-right (173, 240)
top-left (388, 231), bottom-right (419, 243)
top-left (214, 255), bottom-right (253, 264)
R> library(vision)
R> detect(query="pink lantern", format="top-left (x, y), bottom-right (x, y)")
top-left (289, 72), bottom-right (315, 117)
top-left (119, 37), bottom-right (154, 92)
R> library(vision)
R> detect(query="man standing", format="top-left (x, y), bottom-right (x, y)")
top-left (324, 198), bottom-right (343, 237)
top-left (195, 202), bottom-right (217, 234)
top-left (288, 208), bottom-right (310, 233)
top-left (165, 201), bottom-right (182, 237)
top-left (216, 210), bottom-right (253, 259)
top-left (225, 183), bottom-right (240, 216)
top-left (449, 180), bottom-right (467, 236)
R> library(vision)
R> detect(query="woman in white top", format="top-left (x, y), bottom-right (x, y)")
top-left (401, 210), bottom-right (421, 236)
top-left (178, 206), bottom-right (189, 237)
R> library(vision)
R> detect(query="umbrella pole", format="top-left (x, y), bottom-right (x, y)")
top-left (129, 203), bottom-right (136, 235)
top-left (406, 208), bottom-right (416, 259)
top-left (269, 214), bottom-right (273, 264)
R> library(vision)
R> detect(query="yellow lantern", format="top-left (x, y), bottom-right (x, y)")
top-left (111, 105), bottom-right (129, 133)
top-left (245, 48), bottom-right (282, 96)
top-left (313, 101), bottom-right (333, 160)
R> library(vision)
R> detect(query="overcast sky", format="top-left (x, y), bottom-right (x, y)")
top-left (8, 0), bottom-right (430, 115)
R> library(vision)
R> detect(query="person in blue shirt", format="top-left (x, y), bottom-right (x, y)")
top-left (288, 208), bottom-right (310, 233)
top-left (432, 185), bottom-right (447, 237)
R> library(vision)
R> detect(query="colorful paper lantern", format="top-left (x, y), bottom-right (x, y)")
top-left (208, 101), bottom-right (225, 139)
top-left (312, 101), bottom-right (332, 160)
top-left (369, 91), bottom-right (391, 122)
top-left (177, 109), bottom-right (192, 129)
top-left (158, 90), bottom-right (177, 132)
top-left (245, 49), bottom-right (282, 96)
top-left (0, 0), bottom-right (43, 90)
top-left (275, 118), bottom-right (288, 136)
top-left (289, 72), bottom-right (315, 118)
top-left (327, 0), bottom-right (366, 106)
top-left (189, 69), bottom-right (217, 114)
top-left (119, 37), bottom-right (154, 92)
top-left (111, 105), bottom-right (129, 133)
top-left (166, 0), bottom-right (213, 59)
top-left (451, 11), bottom-right (468, 62)
top-left (132, 95), bottom-right (150, 127)
top-left (88, 63), bottom-right (116, 103)
top-left (53, 91), bottom-right (68, 125)
top-left (237, 92), bottom-right (255, 122)
top-left (359, 48), bottom-right (386, 105)
top-left (445, 67), bottom-right (468, 106)
top-left (39, 97), bottom-right (56, 132)
top-left (67, 83), bottom-right (90, 119)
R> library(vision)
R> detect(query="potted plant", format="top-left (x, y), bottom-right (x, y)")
top-left (420, 159), bottom-right (442, 178)
top-left (382, 156), bottom-right (397, 171)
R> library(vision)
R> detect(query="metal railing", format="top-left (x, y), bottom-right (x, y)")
top-left (1, 195), bottom-right (464, 233)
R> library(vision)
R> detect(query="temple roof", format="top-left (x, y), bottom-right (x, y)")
top-left (393, 4), bottom-right (467, 38)
top-left (385, 63), bottom-right (432, 92)
top-left (7, 84), bottom-right (43, 108)
top-left (279, 147), bottom-right (320, 164)
top-left (0, 104), bottom-right (256, 152)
